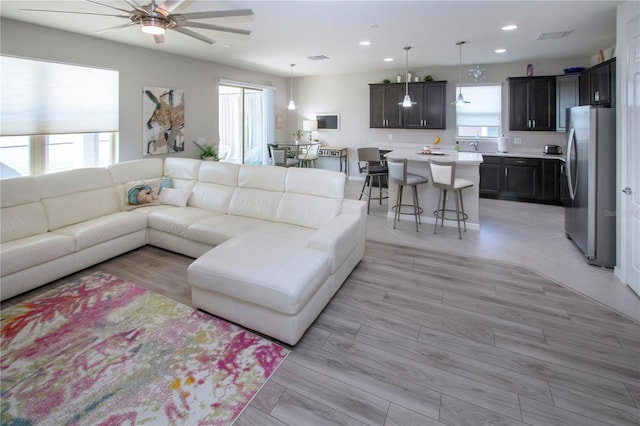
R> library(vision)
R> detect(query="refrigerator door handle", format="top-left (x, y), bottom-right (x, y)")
top-left (566, 127), bottom-right (577, 200)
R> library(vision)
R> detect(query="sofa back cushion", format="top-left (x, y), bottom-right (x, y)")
top-left (164, 158), bottom-right (200, 190)
top-left (40, 168), bottom-right (120, 230)
top-left (190, 162), bottom-right (240, 213)
top-left (0, 176), bottom-right (48, 242)
top-left (276, 168), bottom-right (346, 229)
top-left (228, 164), bottom-right (286, 221)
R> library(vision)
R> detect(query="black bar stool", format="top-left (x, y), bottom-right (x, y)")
top-left (357, 147), bottom-right (388, 214)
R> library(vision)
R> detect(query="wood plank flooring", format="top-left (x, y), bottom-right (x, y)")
top-left (3, 241), bottom-right (639, 425)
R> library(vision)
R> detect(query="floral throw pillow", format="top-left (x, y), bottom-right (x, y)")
top-left (125, 178), bottom-right (161, 210)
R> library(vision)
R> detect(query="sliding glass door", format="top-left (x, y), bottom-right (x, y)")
top-left (219, 84), bottom-right (271, 164)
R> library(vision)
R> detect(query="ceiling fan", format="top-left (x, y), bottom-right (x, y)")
top-left (20, 0), bottom-right (253, 45)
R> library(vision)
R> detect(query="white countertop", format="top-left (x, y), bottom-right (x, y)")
top-left (384, 149), bottom-right (484, 165)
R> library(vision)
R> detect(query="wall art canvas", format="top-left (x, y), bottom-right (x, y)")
top-left (143, 87), bottom-right (185, 155)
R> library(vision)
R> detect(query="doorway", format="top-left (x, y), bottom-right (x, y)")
top-left (218, 84), bottom-right (271, 164)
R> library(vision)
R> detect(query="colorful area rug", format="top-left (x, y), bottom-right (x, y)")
top-left (1, 272), bottom-right (289, 425)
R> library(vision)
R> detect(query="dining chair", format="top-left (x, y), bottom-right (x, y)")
top-left (269, 145), bottom-right (300, 168)
top-left (298, 143), bottom-right (320, 168)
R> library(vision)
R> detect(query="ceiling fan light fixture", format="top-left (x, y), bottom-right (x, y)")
top-left (141, 17), bottom-right (166, 35)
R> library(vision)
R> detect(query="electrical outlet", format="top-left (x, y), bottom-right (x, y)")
top-left (197, 137), bottom-right (206, 144)
top-left (388, 134), bottom-right (393, 141)
top-left (513, 137), bottom-right (522, 145)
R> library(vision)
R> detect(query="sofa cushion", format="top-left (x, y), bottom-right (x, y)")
top-left (148, 207), bottom-right (219, 238)
top-left (108, 158), bottom-right (164, 208)
top-left (39, 168), bottom-right (121, 230)
top-left (188, 234), bottom-right (331, 315)
top-left (164, 158), bottom-right (201, 190)
top-left (187, 215), bottom-right (316, 246)
top-left (1, 203), bottom-right (48, 243)
top-left (276, 193), bottom-right (342, 229)
top-left (1, 175), bottom-right (41, 208)
top-left (52, 211), bottom-right (148, 251)
top-left (198, 161), bottom-right (239, 186)
top-left (0, 233), bottom-right (75, 276)
top-left (190, 182), bottom-right (234, 213)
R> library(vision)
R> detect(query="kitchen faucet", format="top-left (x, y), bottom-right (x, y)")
top-left (469, 140), bottom-right (478, 151)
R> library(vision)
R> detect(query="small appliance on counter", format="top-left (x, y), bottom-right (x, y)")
top-left (544, 145), bottom-right (562, 155)
top-left (497, 137), bottom-right (508, 153)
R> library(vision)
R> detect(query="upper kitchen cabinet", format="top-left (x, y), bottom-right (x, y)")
top-left (369, 84), bottom-right (404, 128)
top-left (579, 58), bottom-right (616, 106)
top-left (508, 76), bottom-right (557, 131)
top-left (556, 74), bottom-right (579, 132)
top-left (403, 81), bottom-right (447, 129)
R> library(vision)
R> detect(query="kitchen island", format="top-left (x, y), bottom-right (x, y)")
top-left (383, 149), bottom-right (483, 230)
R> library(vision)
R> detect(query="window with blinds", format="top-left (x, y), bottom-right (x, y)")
top-left (0, 56), bottom-right (118, 177)
top-left (455, 84), bottom-right (502, 138)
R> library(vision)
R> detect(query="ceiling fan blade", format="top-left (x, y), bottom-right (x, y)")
top-left (184, 21), bottom-right (251, 36)
top-left (154, 34), bottom-right (165, 44)
top-left (84, 0), bottom-right (132, 14)
top-left (172, 27), bottom-right (215, 44)
top-left (123, 0), bottom-right (150, 15)
top-left (19, 8), bottom-right (129, 18)
top-left (96, 22), bottom-right (137, 34)
top-left (156, 0), bottom-right (186, 15)
top-left (177, 9), bottom-right (253, 20)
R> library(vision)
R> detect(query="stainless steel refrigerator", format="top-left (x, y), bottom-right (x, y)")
top-left (564, 105), bottom-right (616, 267)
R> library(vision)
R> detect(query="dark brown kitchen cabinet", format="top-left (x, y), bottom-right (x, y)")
top-left (540, 159), bottom-right (561, 201)
top-left (479, 155), bottom-right (502, 197)
top-left (369, 84), bottom-right (404, 128)
top-left (480, 156), bottom-right (563, 204)
top-left (503, 157), bottom-right (538, 199)
top-left (404, 81), bottom-right (447, 129)
top-left (556, 74), bottom-right (579, 132)
top-left (508, 76), bottom-right (557, 131)
top-left (579, 58), bottom-right (616, 106)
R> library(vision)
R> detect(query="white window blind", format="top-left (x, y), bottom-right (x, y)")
top-left (456, 84), bottom-right (502, 138)
top-left (1, 56), bottom-right (119, 136)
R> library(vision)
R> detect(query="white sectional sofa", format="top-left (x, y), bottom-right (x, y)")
top-left (0, 157), bottom-right (366, 345)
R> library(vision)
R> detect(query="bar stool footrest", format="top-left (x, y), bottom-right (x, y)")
top-left (393, 204), bottom-right (424, 216)
top-left (433, 209), bottom-right (468, 222)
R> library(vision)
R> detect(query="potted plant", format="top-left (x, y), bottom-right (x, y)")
top-left (193, 140), bottom-right (218, 161)
top-left (293, 129), bottom-right (303, 143)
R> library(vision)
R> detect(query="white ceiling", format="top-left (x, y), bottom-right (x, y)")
top-left (0, 0), bottom-right (622, 77)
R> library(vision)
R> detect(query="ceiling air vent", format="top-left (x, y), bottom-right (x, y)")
top-left (536, 30), bottom-right (573, 40)
top-left (308, 55), bottom-right (329, 61)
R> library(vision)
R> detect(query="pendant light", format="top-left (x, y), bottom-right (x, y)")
top-left (399, 46), bottom-right (416, 107)
top-left (453, 41), bottom-right (471, 105)
top-left (287, 64), bottom-right (298, 110)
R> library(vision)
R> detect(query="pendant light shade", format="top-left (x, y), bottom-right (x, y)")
top-left (452, 41), bottom-right (471, 105)
top-left (287, 64), bottom-right (298, 110)
top-left (399, 46), bottom-right (416, 108)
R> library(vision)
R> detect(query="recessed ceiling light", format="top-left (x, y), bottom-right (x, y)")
top-left (502, 25), bottom-right (518, 31)
top-left (360, 41), bottom-right (371, 46)
top-left (495, 48), bottom-right (507, 53)
top-left (384, 57), bottom-right (394, 62)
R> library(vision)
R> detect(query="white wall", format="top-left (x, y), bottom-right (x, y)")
top-left (1, 18), bottom-right (290, 162)
top-left (2, 18), bottom-right (590, 175)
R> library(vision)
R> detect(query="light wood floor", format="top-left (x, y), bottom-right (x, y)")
top-left (5, 241), bottom-right (638, 426)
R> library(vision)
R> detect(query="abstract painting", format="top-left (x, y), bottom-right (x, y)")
top-left (143, 87), bottom-right (185, 155)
